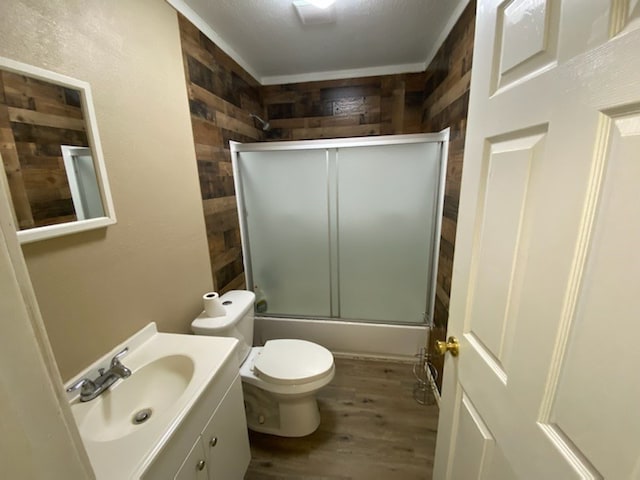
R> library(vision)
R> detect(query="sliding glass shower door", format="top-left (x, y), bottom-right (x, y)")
top-left (232, 133), bottom-right (447, 325)
top-left (239, 149), bottom-right (331, 317)
top-left (337, 142), bottom-right (441, 323)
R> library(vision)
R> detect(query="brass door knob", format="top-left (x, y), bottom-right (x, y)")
top-left (435, 336), bottom-right (459, 357)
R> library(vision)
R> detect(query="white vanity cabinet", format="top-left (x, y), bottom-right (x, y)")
top-left (67, 327), bottom-right (248, 480)
top-left (175, 377), bottom-right (250, 480)
top-left (200, 378), bottom-right (250, 479)
top-left (141, 364), bottom-right (250, 480)
top-left (174, 438), bottom-right (208, 480)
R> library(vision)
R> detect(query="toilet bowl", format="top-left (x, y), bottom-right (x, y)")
top-left (192, 290), bottom-right (335, 437)
top-left (241, 340), bottom-right (334, 436)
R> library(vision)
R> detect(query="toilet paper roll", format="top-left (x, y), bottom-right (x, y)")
top-left (203, 292), bottom-right (226, 318)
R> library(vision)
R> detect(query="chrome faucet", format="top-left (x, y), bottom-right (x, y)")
top-left (66, 347), bottom-right (132, 402)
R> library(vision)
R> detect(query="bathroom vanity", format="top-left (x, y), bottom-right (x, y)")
top-left (66, 323), bottom-right (250, 479)
top-left (141, 368), bottom-right (249, 479)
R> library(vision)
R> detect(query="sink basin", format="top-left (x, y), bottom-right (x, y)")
top-left (66, 323), bottom-right (240, 479)
top-left (78, 354), bottom-right (194, 442)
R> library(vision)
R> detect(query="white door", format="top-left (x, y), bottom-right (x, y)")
top-left (434, 1), bottom-right (640, 478)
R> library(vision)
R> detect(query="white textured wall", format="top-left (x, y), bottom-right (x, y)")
top-left (0, 0), bottom-right (212, 380)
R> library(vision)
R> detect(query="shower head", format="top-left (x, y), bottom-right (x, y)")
top-left (250, 113), bottom-right (271, 131)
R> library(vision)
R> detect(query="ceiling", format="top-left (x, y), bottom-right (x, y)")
top-left (168, 0), bottom-right (470, 85)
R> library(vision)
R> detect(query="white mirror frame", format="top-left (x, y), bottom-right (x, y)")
top-left (0, 56), bottom-right (116, 244)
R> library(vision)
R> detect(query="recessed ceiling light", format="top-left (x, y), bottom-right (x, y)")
top-left (293, 0), bottom-right (337, 25)
top-left (307, 0), bottom-right (336, 8)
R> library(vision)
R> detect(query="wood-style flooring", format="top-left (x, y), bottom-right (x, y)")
top-left (245, 356), bottom-right (439, 480)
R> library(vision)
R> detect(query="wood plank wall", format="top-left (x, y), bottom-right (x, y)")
top-left (177, 4), bottom-right (475, 354)
top-left (422, 1), bottom-right (476, 391)
top-left (262, 74), bottom-right (426, 140)
top-left (0, 71), bottom-right (88, 229)
top-left (178, 14), bottom-right (264, 293)
top-left (259, 3), bottom-right (475, 392)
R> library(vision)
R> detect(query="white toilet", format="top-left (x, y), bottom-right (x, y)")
top-left (191, 290), bottom-right (335, 437)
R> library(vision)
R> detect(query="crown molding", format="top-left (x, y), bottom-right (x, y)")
top-left (422, 0), bottom-right (471, 69)
top-left (261, 62), bottom-right (427, 86)
top-left (166, 0), bottom-right (262, 83)
top-left (166, 0), bottom-right (471, 86)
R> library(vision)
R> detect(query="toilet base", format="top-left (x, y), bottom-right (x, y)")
top-left (242, 382), bottom-right (321, 437)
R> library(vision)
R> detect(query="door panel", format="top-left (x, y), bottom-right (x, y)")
top-left (551, 110), bottom-right (640, 479)
top-left (434, 1), bottom-right (640, 478)
top-left (449, 394), bottom-right (494, 480)
top-left (494, 0), bottom-right (560, 92)
top-left (467, 131), bottom-right (545, 373)
top-left (483, 447), bottom-right (517, 480)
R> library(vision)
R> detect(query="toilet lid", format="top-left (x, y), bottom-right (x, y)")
top-left (254, 339), bottom-right (334, 385)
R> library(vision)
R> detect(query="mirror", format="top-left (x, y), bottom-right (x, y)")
top-left (0, 56), bottom-right (115, 243)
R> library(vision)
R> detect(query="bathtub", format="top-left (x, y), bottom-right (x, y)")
top-left (254, 316), bottom-right (429, 361)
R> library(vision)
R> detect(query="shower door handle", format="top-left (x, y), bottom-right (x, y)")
top-left (435, 336), bottom-right (459, 357)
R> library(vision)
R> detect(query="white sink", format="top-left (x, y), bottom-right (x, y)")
top-left (66, 323), bottom-right (239, 479)
top-left (77, 354), bottom-right (194, 442)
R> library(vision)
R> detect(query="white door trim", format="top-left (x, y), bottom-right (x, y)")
top-left (0, 155), bottom-right (94, 478)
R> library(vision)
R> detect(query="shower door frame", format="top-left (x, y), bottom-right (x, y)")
top-left (230, 130), bottom-right (449, 326)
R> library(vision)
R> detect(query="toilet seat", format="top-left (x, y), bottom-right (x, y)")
top-left (254, 339), bottom-right (334, 385)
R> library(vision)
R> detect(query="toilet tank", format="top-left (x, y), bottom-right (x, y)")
top-left (191, 290), bottom-right (256, 364)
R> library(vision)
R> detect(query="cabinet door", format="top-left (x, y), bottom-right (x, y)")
top-left (202, 376), bottom-right (251, 480)
top-left (174, 437), bottom-right (208, 480)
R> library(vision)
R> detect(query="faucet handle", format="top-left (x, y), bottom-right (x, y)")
top-left (66, 378), bottom-right (96, 395)
top-left (110, 347), bottom-right (129, 367)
